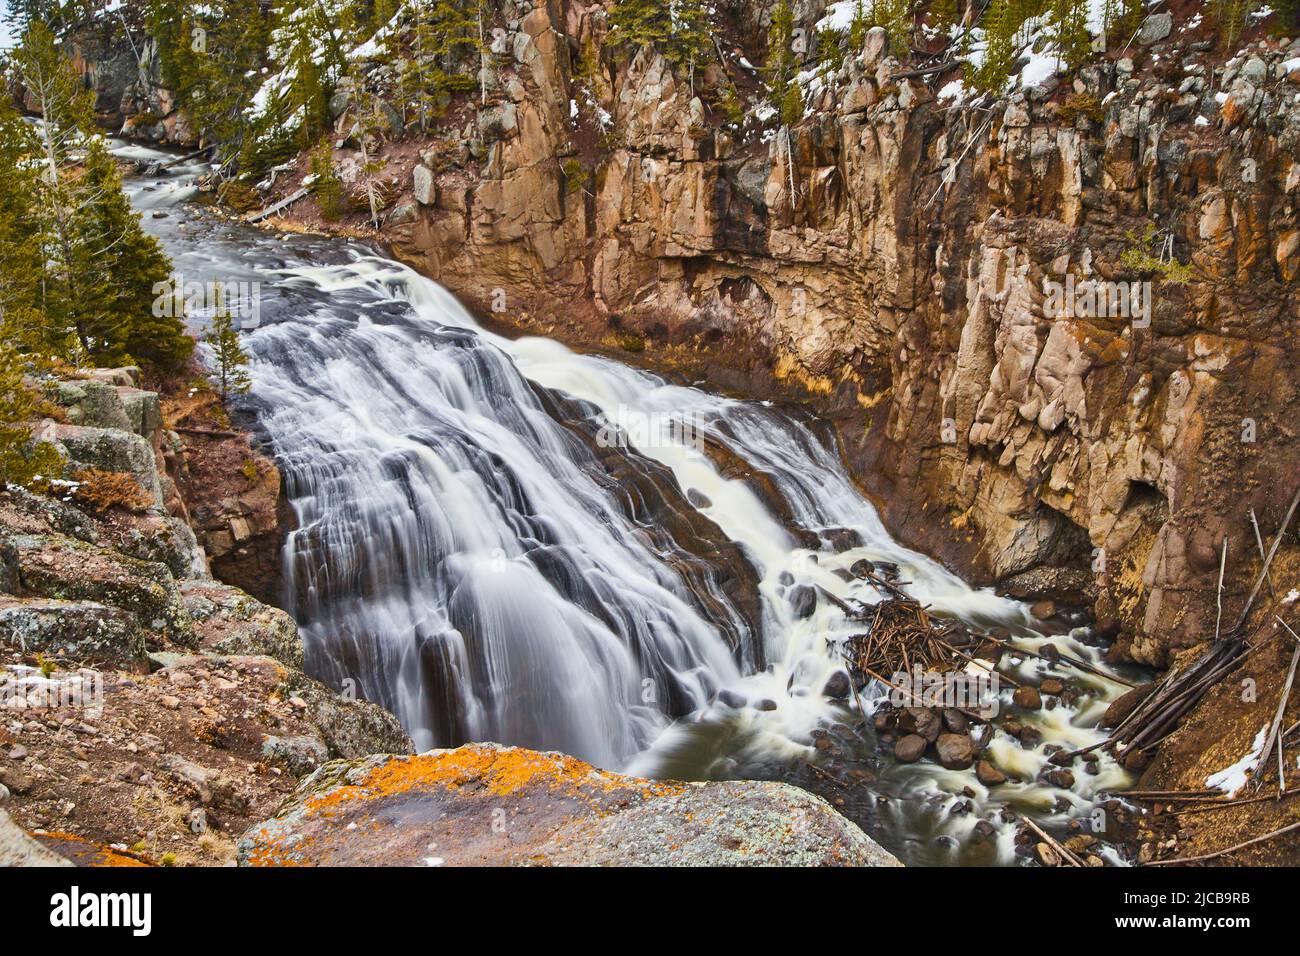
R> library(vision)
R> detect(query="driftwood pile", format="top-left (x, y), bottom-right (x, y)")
top-left (837, 590), bottom-right (983, 693)
top-left (1075, 485), bottom-right (1300, 776)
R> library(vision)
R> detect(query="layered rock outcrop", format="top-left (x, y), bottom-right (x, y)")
top-left (0, 370), bottom-right (401, 865)
top-left (358, 4), bottom-right (1300, 667)
top-left (238, 742), bottom-right (900, 866)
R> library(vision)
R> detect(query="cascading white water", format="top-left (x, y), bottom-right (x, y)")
top-left (122, 143), bottom-right (1140, 864)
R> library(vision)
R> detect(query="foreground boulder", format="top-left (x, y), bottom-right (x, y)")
top-left (239, 743), bottom-right (900, 867)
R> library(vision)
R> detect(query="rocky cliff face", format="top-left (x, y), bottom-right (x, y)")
top-left (351, 2), bottom-right (1300, 668)
top-left (60, 3), bottom-right (1300, 666)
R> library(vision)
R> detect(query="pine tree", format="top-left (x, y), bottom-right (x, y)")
top-left (0, 347), bottom-right (64, 491)
top-left (147, 0), bottom-right (271, 172)
top-left (207, 312), bottom-right (252, 406)
top-left (930, 0), bottom-right (960, 33)
top-left (0, 98), bottom-right (47, 352)
top-left (71, 140), bottom-right (193, 372)
top-left (768, 0), bottom-right (803, 126)
top-left (1048, 0), bottom-right (1091, 72)
top-left (972, 0), bottom-right (1017, 94)
top-left (607, 0), bottom-right (712, 73)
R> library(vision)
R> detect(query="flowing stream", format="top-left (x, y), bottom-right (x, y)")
top-left (121, 142), bottom-right (1141, 865)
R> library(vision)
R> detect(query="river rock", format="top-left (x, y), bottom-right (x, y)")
top-left (786, 584), bottom-right (817, 619)
top-left (1012, 686), bottom-right (1043, 710)
top-left (1040, 677), bottom-right (1065, 695)
top-left (975, 759), bottom-right (1006, 786)
top-left (894, 734), bottom-right (927, 762)
top-left (238, 744), bottom-right (901, 866)
top-left (822, 670), bottom-right (851, 700)
top-left (936, 733), bottom-right (976, 770)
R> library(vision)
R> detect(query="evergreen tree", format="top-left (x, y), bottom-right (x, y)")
top-left (768, 0), bottom-right (803, 126)
top-left (1048, 0), bottom-right (1091, 72)
top-left (0, 347), bottom-right (64, 491)
top-left (71, 140), bottom-right (192, 372)
top-left (398, 0), bottom-right (483, 128)
top-left (207, 312), bottom-right (252, 406)
top-left (607, 0), bottom-right (712, 73)
top-left (0, 99), bottom-right (47, 351)
top-left (972, 0), bottom-right (1017, 94)
top-left (147, 0), bottom-right (271, 172)
top-left (930, 0), bottom-right (960, 33)
top-left (6, 28), bottom-right (193, 374)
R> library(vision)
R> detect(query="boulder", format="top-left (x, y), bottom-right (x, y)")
top-left (1137, 12), bottom-right (1172, 45)
top-left (1012, 686), bottom-right (1043, 710)
top-left (935, 733), bottom-right (976, 770)
top-left (0, 596), bottom-right (147, 670)
top-left (239, 744), bottom-right (901, 867)
top-left (180, 581), bottom-right (303, 669)
top-left (34, 422), bottom-right (164, 510)
top-left (786, 584), bottom-right (817, 619)
top-left (413, 164), bottom-right (435, 206)
top-left (55, 380), bottom-right (132, 431)
top-left (894, 734), bottom-right (927, 762)
top-left (0, 808), bottom-right (72, 866)
top-left (6, 532), bottom-right (196, 648)
top-left (975, 759), bottom-right (1006, 786)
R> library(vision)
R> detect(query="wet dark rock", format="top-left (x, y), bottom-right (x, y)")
top-left (1044, 769), bottom-right (1076, 789)
top-left (1012, 686), bottom-right (1042, 710)
top-left (975, 760), bottom-right (1006, 786)
top-left (848, 559), bottom-right (875, 579)
top-left (1040, 678), bottom-right (1065, 695)
top-left (902, 707), bottom-right (942, 742)
top-left (942, 708), bottom-right (968, 733)
top-left (685, 488), bottom-right (712, 509)
top-left (874, 561), bottom-right (901, 581)
top-left (893, 734), bottom-right (927, 763)
top-left (971, 820), bottom-right (997, 843)
top-left (716, 688), bottom-right (746, 709)
top-left (820, 528), bottom-right (863, 551)
top-left (935, 733), bottom-right (976, 770)
top-left (754, 698), bottom-right (778, 711)
top-left (822, 671), bottom-right (851, 700)
top-left (787, 584), bottom-right (817, 619)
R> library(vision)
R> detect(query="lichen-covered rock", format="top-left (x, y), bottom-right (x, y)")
top-left (281, 670), bottom-right (413, 759)
top-left (6, 532), bottom-right (196, 648)
top-left (0, 596), bottom-right (147, 670)
top-left (180, 580), bottom-right (302, 668)
top-left (238, 743), bottom-right (900, 867)
top-left (55, 380), bottom-right (132, 431)
top-left (34, 422), bottom-right (164, 511)
top-left (0, 808), bottom-right (73, 867)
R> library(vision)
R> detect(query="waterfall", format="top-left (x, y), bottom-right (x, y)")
top-left (121, 141), bottom-right (1136, 864)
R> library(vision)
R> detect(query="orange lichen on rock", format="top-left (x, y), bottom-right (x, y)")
top-left (304, 744), bottom-right (685, 818)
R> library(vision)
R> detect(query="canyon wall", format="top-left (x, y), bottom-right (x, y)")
top-left (377, 2), bottom-right (1300, 667)
top-left (68, 1), bottom-right (1300, 667)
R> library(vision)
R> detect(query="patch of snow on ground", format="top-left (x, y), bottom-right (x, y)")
top-left (1206, 726), bottom-right (1269, 796)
